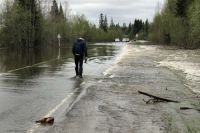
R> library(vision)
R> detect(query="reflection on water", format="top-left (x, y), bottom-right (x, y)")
top-left (0, 42), bottom-right (123, 133)
top-left (0, 43), bottom-right (119, 91)
top-left (0, 43), bottom-right (117, 74)
top-left (0, 48), bottom-right (70, 72)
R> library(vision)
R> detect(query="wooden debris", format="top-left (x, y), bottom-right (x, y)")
top-left (138, 91), bottom-right (180, 104)
top-left (180, 107), bottom-right (200, 112)
top-left (180, 107), bottom-right (193, 110)
top-left (35, 117), bottom-right (54, 125)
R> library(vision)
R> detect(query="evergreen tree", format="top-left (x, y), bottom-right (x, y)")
top-left (103, 15), bottom-right (108, 32)
top-left (122, 23), bottom-right (127, 32)
top-left (132, 19), bottom-right (143, 35)
top-left (176, 0), bottom-right (189, 17)
top-left (99, 13), bottom-right (104, 30)
top-left (27, 0), bottom-right (43, 47)
top-left (0, 1), bottom-right (124, 47)
top-left (50, 0), bottom-right (59, 19)
top-left (59, 3), bottom-right (65, 19)
top-left (115, 23), bottom-right (120, 29)
top-left (144, 20), bottom-right (149, 33)
top-left (15, 0), bottom-right (26, 7)
top-left (149, 0), bottom-right (196, 48)
top-left (127, 22), bottom-right (132, 34)
top-left (2, 0), bottom-right (43, 47)
top-left (110, 17), bottom-right (115, 28)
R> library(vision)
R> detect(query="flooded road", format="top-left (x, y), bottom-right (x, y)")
top-left (0, 43), bottom-right (124, 133)
top-left (1, 42), bottom-right (200, 133)
top-left (158, 48), bottom-right (200, 93)
top-left (44, 42), bottom-right (200, 133)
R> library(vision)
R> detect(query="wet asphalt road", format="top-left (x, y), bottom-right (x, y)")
top-left (0, 43), bottom-right (124, 133)
top-left (45, 43), bottom-right (200, 133)
top-left (1, 42), bottom-right (200, 133)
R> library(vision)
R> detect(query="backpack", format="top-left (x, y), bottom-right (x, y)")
top-left (74, 41), bottom-right (84, 55)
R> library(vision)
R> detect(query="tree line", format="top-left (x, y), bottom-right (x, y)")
top-left (124, 19), bottom-right (149, 40)
top-left (0, 0), bottom-right (43, 47)
top-left (0, 0), bottom-right (115, 48)
top-left (0, 0), bottom-right (150, 48)
top-left (0, 0), bottom-right (120, 48)
top-left (99, 13), bottom-right (149, 40)
top-left (149, 0), bottom-right (200, 49)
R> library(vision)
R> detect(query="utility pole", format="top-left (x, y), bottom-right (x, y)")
top-left (57, 33), bottom-right (61, 47)
top-left (57, 33), bottom-right (61, 59)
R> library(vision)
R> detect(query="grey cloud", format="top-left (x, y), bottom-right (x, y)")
top-left (49, 0), bottom-right (166, 25)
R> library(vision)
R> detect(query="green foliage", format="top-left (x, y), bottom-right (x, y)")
top-left (110, 17), bottom-right (115, 28)
top-left (59, 3), bottom-right (65, 19)
top-left (99, 13), bottom-right (104, 30)
top-left (0, 0), bottom-right (43, 47)
top-left (149, 0), bottom-right (200, 48)
top-left (43, 0), bottom-right (69, 46)
top-left (126, 19), bottom-right (149, 40)
top-left (176, 0), bottom-right (191, 17)
top-left (50, 0), bottom-right (59, 19)
top-left (133, 19), bottom-right (143, 35)
top-left (188, 0), bottom-right (200, 48)
top-left (103, 15), bottom-right (108, 32)
top-left (99, 13), bottom-right (108, 32)
top-left (149, 11), bottom-right (188, 46)
top-left (122, 23), bottom-right (127, 33)
top-left (0, 0), bottom-right (124, 48)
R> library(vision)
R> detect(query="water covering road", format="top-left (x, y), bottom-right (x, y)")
top-left (0, 43), bottom-right (124, 133)
top-left (45, 42), bottom-right (200, 133)
top-left (1, 42), bottom-right (200, 133)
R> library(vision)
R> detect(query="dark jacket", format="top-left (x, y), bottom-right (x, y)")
top-left (72, 38), bottom-right (88, 57)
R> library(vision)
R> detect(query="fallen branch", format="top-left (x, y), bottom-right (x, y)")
top-left (35, 117), bottom-right (54, 126)
top-left (180, 107), bottom-right (200, 112)
top-left (138, 91), bottom-right (180, 103)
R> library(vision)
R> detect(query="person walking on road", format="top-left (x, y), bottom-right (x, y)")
top-left (72, 38), bottom-right (88, 78)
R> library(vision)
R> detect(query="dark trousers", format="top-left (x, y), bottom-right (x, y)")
top-left (74, 55), bottom-right (84, 76)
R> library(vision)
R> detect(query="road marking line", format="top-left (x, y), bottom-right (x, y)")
top-left (26, 87), bottom-right (80, 133)
top-left (7, 59), bottom-right (56, 73)
top-left (0, 57), bottom-right (72, 76)
top-left (81, 82), bottom-right (86, 85)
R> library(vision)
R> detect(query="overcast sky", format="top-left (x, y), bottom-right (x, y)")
top-left (0, 0), bottom-right (166, 25)
top-left (58, 0), bottom-right (166, 25)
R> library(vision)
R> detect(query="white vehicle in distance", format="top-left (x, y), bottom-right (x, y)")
top-left (115, 38), bottom-right (120, 42)
top-left (122, 38), bottom-right (130, 42)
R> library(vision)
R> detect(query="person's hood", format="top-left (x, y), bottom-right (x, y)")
top-left (77, 38), bottom-right (85, 42)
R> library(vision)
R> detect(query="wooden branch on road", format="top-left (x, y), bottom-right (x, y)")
top-left (138, 91), bottom-right (180, 104)
top-left (180, 107), bottom-right (200, 112)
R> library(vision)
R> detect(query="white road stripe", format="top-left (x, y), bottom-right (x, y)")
top-left (26, 87), bottom-right (80, 133)
top-left (8, 59), bottom-right (56, 73)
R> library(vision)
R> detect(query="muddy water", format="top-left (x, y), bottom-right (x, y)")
top-left (0, 42), bottom-right (125, 133)
top-left (123, 44), bottom-right (200, 93)
top-left (44, 43), bottom-right (200, 133)
top-left (1, 42), bottom-right (200, 133)
top-left (158, 47), bottom-right (200, 93)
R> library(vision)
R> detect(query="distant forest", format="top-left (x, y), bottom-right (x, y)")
top-left (0, 0), bottom-right (149, 48)
top-left (150, 0), bottom-right (200, 49)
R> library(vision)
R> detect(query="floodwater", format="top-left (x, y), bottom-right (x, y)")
top-left (44, 43), bottom-right (200, 133)
top-left (1, 42), bottom-right (200, 133)
top-left (0, 42), bottom-right (125, 133)
top-left (158, 47), bottom-right (200, 93)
